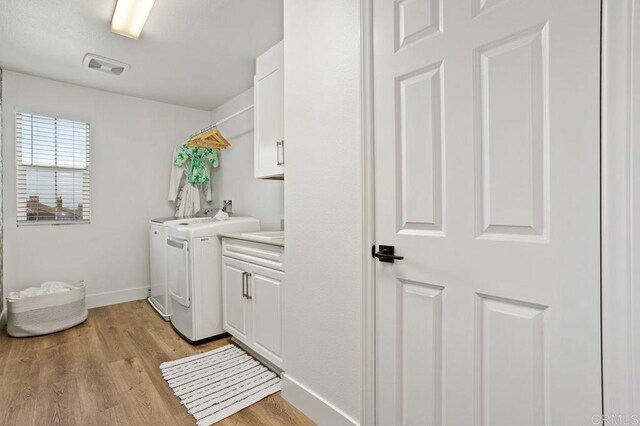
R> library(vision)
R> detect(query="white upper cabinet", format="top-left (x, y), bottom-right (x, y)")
top-left (254, 40), bottom-right (284, 179)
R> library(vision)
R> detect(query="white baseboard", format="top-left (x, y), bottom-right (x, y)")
top-left (281, 374), bottom-right (358, 426)
top-left (85, 286), bottom-right (149, 309)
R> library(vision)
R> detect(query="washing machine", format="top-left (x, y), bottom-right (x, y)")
top-left (166, 216), bottom-right (260, 343)
top-left (148, 216), bottom-right (219, 320)
top-left (148, 217), bottom-right (177, 320)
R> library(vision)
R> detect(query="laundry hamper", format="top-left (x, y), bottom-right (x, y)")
top-left (6, 281), bottom-right (88, 337)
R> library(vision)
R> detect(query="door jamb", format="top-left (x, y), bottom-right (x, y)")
top-left (360, 0), bottom-right (376, 424)
top-left (601, 0), bottom-right (638, 416)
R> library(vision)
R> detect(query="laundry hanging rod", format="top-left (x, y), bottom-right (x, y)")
top-left (188, 104), bottom-right (254, 140)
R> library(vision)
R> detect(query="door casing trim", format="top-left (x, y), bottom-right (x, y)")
top-left (360, 0), bottom-right (376, 424)
top-left (601, 0), bottom-right (638, 416)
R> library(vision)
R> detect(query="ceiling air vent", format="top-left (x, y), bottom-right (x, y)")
top-left (82, 54), bottom-right (130, 76)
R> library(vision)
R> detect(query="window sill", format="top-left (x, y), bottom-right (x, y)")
top-left (17, 220), bottom-right (91, 227)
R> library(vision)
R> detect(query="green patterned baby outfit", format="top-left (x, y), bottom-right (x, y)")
top-left (174, 144), bottom-right (219, 184)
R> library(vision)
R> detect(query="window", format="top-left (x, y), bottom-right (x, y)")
top-left (16, 112), bottom-right (91, 224)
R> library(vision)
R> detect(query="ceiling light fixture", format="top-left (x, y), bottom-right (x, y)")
top-left (111, 0), bottom-right (156, 40)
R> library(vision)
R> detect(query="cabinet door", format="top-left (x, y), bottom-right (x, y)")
top-left (248, 264), bottom-right (284, 367)
top-left (222, 257), bottom-right (250, 343)
top-left (254, 40), bottom-right (284, 179)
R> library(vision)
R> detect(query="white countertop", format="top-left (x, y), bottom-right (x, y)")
top-left (218, 231), bottom-right (285, 247)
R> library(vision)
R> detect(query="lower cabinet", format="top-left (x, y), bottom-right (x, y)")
top-left (222, 254), bottom-right (284, 369)
top-left (222, 259), bottom-right (249, 340)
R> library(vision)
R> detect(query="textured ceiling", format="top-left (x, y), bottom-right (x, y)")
top-left (0, 0), bottom-right (283, 110)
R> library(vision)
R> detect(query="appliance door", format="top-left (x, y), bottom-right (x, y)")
top-left (167, 236), bottom-right (190, 308)
top-left (149, 224), bottom-right (169, 314)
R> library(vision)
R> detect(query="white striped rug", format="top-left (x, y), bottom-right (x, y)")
top-left (160, 344), bottom-right (281, 425)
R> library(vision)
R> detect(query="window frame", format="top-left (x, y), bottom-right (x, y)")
top-left (15, 111), bottom-right (92, 226)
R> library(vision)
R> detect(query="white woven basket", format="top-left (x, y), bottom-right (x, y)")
top-left (6, 281), bottom-right (88, 337)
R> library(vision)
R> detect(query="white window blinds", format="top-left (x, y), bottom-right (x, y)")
top-left (16, 112), bottom-right (91, 224)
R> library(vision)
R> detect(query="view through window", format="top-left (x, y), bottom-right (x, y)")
top-left (16, 112), bottom-right (90, 223)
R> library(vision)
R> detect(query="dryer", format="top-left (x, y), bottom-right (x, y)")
top-left (148, 216), bottom-right (216, 320)
top-left (166, 216), bottom-right (260, 343)
top-left (148, 217), bottom-right (178, 320)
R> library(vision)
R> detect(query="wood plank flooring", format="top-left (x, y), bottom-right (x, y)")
top-left (0, 300), bottom-right (314, 426)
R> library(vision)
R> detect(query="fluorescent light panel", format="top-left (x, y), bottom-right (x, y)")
top-left (111, 0), bottom-right (156, 40)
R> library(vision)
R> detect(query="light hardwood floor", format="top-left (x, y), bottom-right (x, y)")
top-left (0, 300), bottom-right (314, 426)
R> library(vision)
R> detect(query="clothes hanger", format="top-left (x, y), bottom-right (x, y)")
top-left (185, 104), bottom-right (255, 150)
top-left (186, 126), bottom-right (231, 150)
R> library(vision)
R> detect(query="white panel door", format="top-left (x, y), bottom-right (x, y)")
top-left (222, 257), bottom-right (249, 343)
top-left (373, 0), bottom-right (601, 424)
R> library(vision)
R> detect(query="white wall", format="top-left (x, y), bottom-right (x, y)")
top-left (282, 1), bottom-right (363, 424)
top-left (2, 71), bottom-right (210, 307)
top-left (209, 88), bottom-right (284, 230)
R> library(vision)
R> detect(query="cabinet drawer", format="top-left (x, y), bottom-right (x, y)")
top-left (221, 238), bottom-right (284, 272)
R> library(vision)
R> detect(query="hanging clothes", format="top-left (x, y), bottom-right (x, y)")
top-left (168, 144), bottom-right (219, 218)
top-left (175, 144), bottom-right (219, 183)
top-left (175, 183), bottom-right (200, 218)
